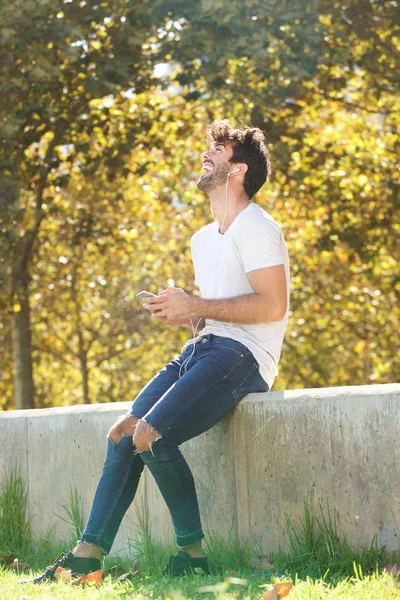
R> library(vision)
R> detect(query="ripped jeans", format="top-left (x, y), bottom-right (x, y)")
top-left (80, 334), bottom-right (268, 553)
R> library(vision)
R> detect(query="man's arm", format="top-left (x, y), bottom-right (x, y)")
top-left (191, 264), bottom-right (287, 323)
top-left (145, 288), bottom-right (206, 330)
top-left (145, 265), bottom-right (287, 324)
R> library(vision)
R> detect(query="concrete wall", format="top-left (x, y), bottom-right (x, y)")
top-left (1, 383), bottom-right (399, 558)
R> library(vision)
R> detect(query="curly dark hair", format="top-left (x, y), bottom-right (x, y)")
top-left (207, 119), bottom-right (270, 199)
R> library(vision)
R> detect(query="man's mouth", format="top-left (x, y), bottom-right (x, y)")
top-left (202, 161), bottom-right (214, 173)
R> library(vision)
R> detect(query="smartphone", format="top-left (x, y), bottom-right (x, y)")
top-left (135, 291), bottom-right (157, 299)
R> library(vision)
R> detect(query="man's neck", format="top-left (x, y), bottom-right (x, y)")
top-left (208, 186), bottom-right (250, 234)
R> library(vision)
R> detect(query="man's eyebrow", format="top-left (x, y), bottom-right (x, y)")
top-left (210, 142), bottom-right (225, 150)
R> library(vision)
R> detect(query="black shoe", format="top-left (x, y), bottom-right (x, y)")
top-left (21, 551), bottom-right (101, 584)
top-left (163, 551), bottom-right (209, 577)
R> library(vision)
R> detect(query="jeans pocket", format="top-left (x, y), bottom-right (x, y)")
top-left (212, 337), bottom-right (249, 357)
top-left (213, 344), bottom-right (245, 357)
top-left (231, 363), bottom-right (269, 403)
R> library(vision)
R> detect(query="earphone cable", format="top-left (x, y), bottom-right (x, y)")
top-left (220, 173), bottom-right (231, 234)
top-left (178, 316), bottom-right (202, 378)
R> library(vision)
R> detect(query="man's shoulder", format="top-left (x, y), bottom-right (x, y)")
top-left (191, 222), bottom-right (216, 244)
top-left (237, 203), bottom-right (282, 234)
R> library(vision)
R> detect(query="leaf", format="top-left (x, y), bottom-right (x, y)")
top-left (264, 588), bottom-right (278, 600)
top-left (264, 582), bottom-right (293, 600)
top-left (0, 553), bottom-right (17, 565)
top-left (5, 561), bottom-right (30, 571)
top-left (113, 561), bottom-right (141, 582)
top-left (384, 562), bottom-right (400, 577)
top-left (275, 582), bottom-right (293, 598)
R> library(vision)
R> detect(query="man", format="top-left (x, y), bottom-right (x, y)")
top-left (29, 120), bottom-right (289, 583)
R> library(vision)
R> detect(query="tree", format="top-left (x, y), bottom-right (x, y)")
top-left (22, 91), bottom-right (214, 407)
top-left (1, 0), bottom-right (399, 408)
top-left (0, 0), bottom-right (174, 407)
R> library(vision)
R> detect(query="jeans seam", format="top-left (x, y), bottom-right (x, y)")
top-left (150, 352), bottom-right (252, 434)
top-left (231, 362), bottom-right (259, 402)
top-left (140, 448), bottom-right (203, 543)
top-left (211, 344), bottom-right (245, 357)
top-left (79, 533), bottom-right (111, 555)
top-left (127, 362), bottom-right (182, 417)
top-left (94, 442), bottom-right (135, 544)
top-left (176, 528), bottom-right (204, 546)
top-left (212, 336), bottom-right (249, 352)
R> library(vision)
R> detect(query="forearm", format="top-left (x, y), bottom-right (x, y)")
top-left (189, 294), bottom-right (284, 324)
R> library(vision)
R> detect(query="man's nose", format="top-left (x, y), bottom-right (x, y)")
top-left (202, 150), bottom-right (211, 160)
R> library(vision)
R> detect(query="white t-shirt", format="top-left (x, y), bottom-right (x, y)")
top-left (184, 202), bottom-right (290, 390)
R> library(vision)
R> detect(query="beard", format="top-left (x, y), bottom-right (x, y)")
top-left (197, 163), bottom-right (231, 194)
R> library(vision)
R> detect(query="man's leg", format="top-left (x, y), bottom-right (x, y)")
top-left (75, 359), bottom-right (189, 556)
top-left (134, 421), bottom-right (205, 559)
top-left (75, 435), bottom-right (144, 555)
top-left (130, 334), bottom-right (268, 573)
top-left (27, 335), bottom-right (267, 581)
top-left (26, 354), bottom-right (189, 583)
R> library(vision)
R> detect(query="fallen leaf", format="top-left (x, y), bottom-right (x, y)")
top-left (275, 582), bottom-right (293, 598)
top-left (5, 561), bottom-right (30, 572)
top-left (54, 568), bottom-right (72, 582)
top-left (105, 565), bottom-right (126, 577)
top-left (0, 554), bottom-right (17, 565)
top-left (263, 588), bottom-right (278, 600)
top-left (115, 572), bottom-right (130, 583)
top-left (258, 556), bottom-right (276, 570)
top-left (385, 562), bottom-right (400, 577)
top-left (115, 571), bottom-right (136, 582)
top-left (114, 562), bottom-right (141, 582)
top-left (226, 576), bottom-right (248, 585)
top-left (72, 570), bottom-right (103, 586)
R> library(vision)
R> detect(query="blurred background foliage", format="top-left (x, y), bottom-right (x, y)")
top-left (0, 0), bottom-right (399, 409)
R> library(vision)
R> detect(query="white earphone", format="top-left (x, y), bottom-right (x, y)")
top-left (227, 167), bottom-right (241, 176)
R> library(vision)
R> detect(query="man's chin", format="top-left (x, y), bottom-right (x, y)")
top-left (197, 174), bottom-right (212, 192)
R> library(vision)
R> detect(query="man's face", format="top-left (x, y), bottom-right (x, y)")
top-left (197, 142), bottom-right (234, 193)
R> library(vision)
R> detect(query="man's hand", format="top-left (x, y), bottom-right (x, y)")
top-left (144, 287), bottom-right (194, 325)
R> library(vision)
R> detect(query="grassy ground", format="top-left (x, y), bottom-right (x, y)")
top-left (2, 531), bottom-right (400, 600)
top-left (3, 567), bottom-right (400, 599)
top-left (2, 471), bottom-right (400, 598)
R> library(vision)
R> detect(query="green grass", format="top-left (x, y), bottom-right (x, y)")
top-left (273, 501), bottom-right (386, 583)
top-left (5, 505), bottom-right (398, 599)
top-left (125, 500), bottom-right (175, 576)
top-left (54, 485), bottom-right (84, 542)
top-left (3, 567), bottom-right (400, 599)
top-left (1, 472), bottom-right (400, 598)
top-left (0, 466), bottom-right (32, 556)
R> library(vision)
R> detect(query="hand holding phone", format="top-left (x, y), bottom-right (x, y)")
top-left (135, 291), bottom-right (157, 299)
top-left (136, 291), bottom-right (159, 316)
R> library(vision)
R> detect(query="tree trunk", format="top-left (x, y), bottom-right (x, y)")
top-left (78, 332), bottom-right (90, 403)
top-left (80, 353), bottom-right (90, 404)
top-left (10, 277), bottom-right (35, 409)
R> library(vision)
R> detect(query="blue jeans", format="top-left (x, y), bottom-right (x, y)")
top-left (81, 333), bottom-right (268, 553)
